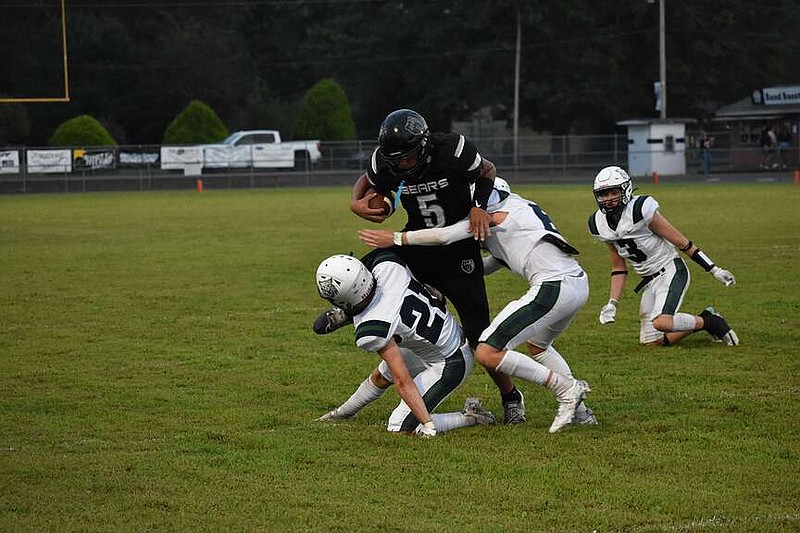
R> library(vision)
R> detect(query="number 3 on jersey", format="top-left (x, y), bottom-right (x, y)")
top-left (615, 238), bottom-right (647, 262)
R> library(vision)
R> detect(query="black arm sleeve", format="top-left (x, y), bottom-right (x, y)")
top-left (472, 176), bottom-right (494, 209)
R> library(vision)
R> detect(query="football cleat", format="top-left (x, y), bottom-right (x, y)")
top-left (462, 397), bottom-right (497, 426)
top-left (312, 307), bottom-right (353, 335)
top-left (316, 408), bottom-right (355, 422)
top-left (503, 390), bottom-right (526, 425)
top-left (422, 283), bottom-right (447, 306)
top-left (700, 307), bottom-right (739, 346)
top-left (550, 379), bottom-right (591, 433)
top-left (572, 403), bottom-right (599, 426)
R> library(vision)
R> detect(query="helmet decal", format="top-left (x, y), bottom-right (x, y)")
top-left (315, 255), bottom-right (376, 314)
top-left (317, 277), bottom-right (339, 300)
top-left (404, 113), bottom-right (427, 136)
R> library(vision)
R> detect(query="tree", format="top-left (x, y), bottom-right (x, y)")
top-left (48, 115), bottom-right (116, 146)
top-left (162, 100), bottom-right (228, 144)
top-left (293, 78), bottom-right (356, 140)
top-left (0, 102), bottom-right (31, 145)
top-left (3, 1), bottom-right (799, 144)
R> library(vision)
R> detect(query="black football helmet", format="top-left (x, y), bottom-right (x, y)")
top-left (378, 109), bottom-right (430, 178)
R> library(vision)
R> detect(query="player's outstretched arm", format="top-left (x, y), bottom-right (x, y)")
top-left (358, 220), bottom-right (472, 249)
top-left (649, 212), bottom-right (736, 286)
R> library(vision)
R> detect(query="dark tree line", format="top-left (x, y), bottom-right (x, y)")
top-left (1, 0), bottom-right (798, 145)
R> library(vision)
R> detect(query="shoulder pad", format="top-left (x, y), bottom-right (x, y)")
top-left (360, 249), bottom-right (405, 271)
top-left (587, 212), bottom-right (600, 236)
top-left (632, 195), bottom-right (650, 224)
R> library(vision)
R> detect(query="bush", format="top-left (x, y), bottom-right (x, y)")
top-left (163, 100), bottom-right (229, 144)
top-left (293, 78), bottom-right (356, 141)
top-left (48, 115), bottom-right (116, 147)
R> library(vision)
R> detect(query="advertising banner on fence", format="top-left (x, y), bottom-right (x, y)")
top-left (119, 151), bottom-right (159, 166)
top-left (160, 146), bottom-right (203, 170)
top-left (27, 150), bottom-right (72, 174)
top-left (0, 150), bottom-right (20, 174)
top-left (203, 145), bottom-right (252, 168)
top-left (73, 149), bottom-right (116, 170)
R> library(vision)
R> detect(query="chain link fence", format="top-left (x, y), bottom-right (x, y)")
top-left (1, 131), bottom-right (795, 193)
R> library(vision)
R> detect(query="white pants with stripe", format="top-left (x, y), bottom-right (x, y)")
top-left (479, 272), bottom-right (589, 351)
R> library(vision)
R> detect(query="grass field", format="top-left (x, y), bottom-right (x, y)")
top-left (1, 182), bottom-right (798, 532)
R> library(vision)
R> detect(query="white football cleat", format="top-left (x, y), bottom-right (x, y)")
top-left (462, 397), bottom-right (496, 426)
top-left (550, 379), bottom-right (591, 433)
top-left (316, 408), bottom-right (355, 422)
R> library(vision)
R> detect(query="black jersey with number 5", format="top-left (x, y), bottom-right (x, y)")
top-left (366, 132), bottom-right (484, 231)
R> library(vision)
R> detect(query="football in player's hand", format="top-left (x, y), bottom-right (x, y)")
top-left (366, 189), bottom-right (395, 217)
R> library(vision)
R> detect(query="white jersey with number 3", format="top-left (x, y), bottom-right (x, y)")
top-left (588, 195), bottom-right (677, 277)
top-left (485, 193), bottom-right (583, 285)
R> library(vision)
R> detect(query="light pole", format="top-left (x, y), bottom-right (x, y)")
top-left (649, 0), bottom-right (666, 119)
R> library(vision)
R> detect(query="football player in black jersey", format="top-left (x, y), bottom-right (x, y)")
top-left (346, 109), bottom-right (526, 424)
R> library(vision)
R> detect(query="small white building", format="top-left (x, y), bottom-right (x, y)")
top-left (617, 118), bottom-right (695, 177)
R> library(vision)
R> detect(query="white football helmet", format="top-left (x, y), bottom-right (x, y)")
top-left (593, 166), bottom-right (633, 214)
top-left (315, 255), bottom-right (375, 314)
top-left (470, 177), bottom-right (511, 208)
top-left (493, 176), bottom-right (511, 194)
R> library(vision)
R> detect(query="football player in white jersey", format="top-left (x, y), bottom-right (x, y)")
top-left (587, 166), bottom-right (738, 347)
top-left (358, 178), bottom-right (593, 433)
top-left (315, 252), bottom-right (496, 437)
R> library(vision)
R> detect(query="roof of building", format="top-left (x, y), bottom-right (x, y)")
top-left (713, 96), bottom-right (800, 122)
top-left (616, 118), bottom-right (697, 126)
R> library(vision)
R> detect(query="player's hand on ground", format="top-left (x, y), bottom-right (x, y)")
top-left (710, 266), bottom-right (736, 286)
top-left (351, 193), bottom-right (388, 223)
top-left (415, 421), bottom-right (437, 438)
top-left (358, 229), bottom-right (395, 249)
top-left (469, 207), bottom-right (491, 241)
top-left (599, 300), bottom-right (617, 324)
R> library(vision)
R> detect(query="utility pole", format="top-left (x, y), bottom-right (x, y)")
top-left (513, 5), bottom-right (521, 167)
top-left (658, 0), bottom-right (666, 119)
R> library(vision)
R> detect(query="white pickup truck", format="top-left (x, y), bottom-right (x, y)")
top-left (203, 130), bottom-right (322, 170)
top-left (161, 130), bottom-right (322, 173)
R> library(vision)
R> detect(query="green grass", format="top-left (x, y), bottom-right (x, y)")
top-left (1, 183), bottom-right (798, 532)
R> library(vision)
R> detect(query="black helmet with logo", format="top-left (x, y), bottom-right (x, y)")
top-left (378, 109), bottom-right (430, 178)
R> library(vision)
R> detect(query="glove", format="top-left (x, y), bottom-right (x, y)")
top-left (710, 266), bottom-right (736, 287)
top-left (599, 300), bottom-right (617, 324)
top-left (416, 421), bottom-right (437, 438)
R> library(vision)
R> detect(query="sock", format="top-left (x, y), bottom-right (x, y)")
top-left (532, 345), bottom-right (573, 378)
top-left (670, 313), bottom-right (698, 332)
top-left (501, 386), bottom-right (522, 404)
top-left (496, 350), bottom-right (552, 386)
top-left (431, 412), bottom-right (471, 434)
top-left (336, 377), bottom-right (386, 417)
